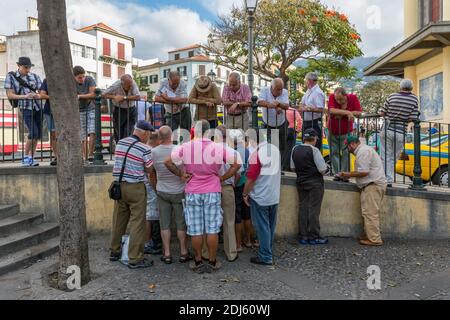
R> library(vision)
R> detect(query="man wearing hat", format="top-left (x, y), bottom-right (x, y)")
top-left (338, 136), bottom-right (387, 246)
top-left (188, 75), bottom-right (222, 129)
top-left (110, 120), bottom-right (155, 269)
top-left (4, 57), bottom-right (42, 166)
top-left (290, 128), bottom-right (329, 245)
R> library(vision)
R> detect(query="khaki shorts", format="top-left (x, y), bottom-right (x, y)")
top-left (157, 191), bottom-right (186, 231)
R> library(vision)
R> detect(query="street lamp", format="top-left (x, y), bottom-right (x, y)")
top-left (207, 69), bottom-right (216, 82)
top-left (245, 0), bottom-right (258, 95)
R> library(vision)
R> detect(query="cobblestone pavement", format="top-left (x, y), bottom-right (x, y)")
top-left (0, 234), bottom-right (449, 300)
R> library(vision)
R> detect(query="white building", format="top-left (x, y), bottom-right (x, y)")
top-left (3, 21), bottom-right (134, 89)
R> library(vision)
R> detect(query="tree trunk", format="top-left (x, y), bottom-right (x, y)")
top-left (37, 0), bottom-right (91, 289)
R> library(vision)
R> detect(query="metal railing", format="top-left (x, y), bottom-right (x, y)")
top-left (0, 94), bottom-right (448, 190)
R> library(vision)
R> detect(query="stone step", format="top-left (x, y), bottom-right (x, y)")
top-left (0, 204), bottom-right (20, 220)
top-left (0, 237), bottom-right (59, 277)
top-left (0, 213), bottom-right (44, 238)
top-left (0, 223), bottom-right (59, 258)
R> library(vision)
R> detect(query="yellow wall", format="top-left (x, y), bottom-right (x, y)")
top-left (444, 0), bottom-right (450, 20)
top-left (444, 47), bottom-right (450, 123)
top-left (404, 0), bottom-right (419, 38)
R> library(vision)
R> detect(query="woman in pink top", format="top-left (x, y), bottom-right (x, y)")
top-left (283, 107), bottom-right (303, 170)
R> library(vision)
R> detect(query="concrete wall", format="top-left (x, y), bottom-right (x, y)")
top-left (1, 167), bottom-right (449, 239)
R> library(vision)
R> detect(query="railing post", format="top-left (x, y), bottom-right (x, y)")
top-left (251, 96), bottom-right (258, 129)
top-left (410, 119), bottom-right (425, 190)
top-left (93, 88), bottom-right (106, 165)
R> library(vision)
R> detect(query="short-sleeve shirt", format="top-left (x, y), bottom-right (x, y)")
top-left (354, 143), bottom-right (387, 189)
top-left (328, 93), bottom-right (362, 136)
top-left (171, 138), bottom-right (236, 194)
top-left (4, 70), bottom-right (42, 111)
top-left (301, 84), bottom-right (325, 121)
top-left (219, 144), bottom-right (243, 186)
top-left (40, 79), bottom-right (51, 115)
top-left (155, 79), bottom-right (188, 114)
top-left (379, 92), bottom-right (419, 133)
top-left (152, 144), bottom-right (185, 194)
top-left (222, 83), bottom-right (252, 115)
top-left (104, 79), bottom-right (140, 109)
top-left (112, 135), bottom-right (153, 183)
top-left (77, 76), bottom-right (96, 112)
top-left (258, 86), bottom-right (289, 127)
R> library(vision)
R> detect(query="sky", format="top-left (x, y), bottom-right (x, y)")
top-left (0, 0), bottom-right (404, 60)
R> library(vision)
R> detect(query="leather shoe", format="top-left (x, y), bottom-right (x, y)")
top-left (250, 256), bottom-right (273, 266)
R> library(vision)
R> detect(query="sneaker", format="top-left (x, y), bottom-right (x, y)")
top-left (309, 238), bottom-right (329, 245)
top-left (128, 258), bottom-right (154, 269)
top-left (21, 157), bottom-right (31, 167)
top-left (88, 157), bottom-right (94, 162)
top-left (298, 239), bottom-right (310, 245)
top-left (250, 256), bottom-right (273, 266)
top-left (109, 251), bottom-right (121, 262)
top-left (144, 245), bottom-right (162, 255)
top-left (190, 260), bottom-right (207, 274)
top-left (50, 159), bottom-right (57, 166)
top-left (29, 158), bottom-right (39, 167)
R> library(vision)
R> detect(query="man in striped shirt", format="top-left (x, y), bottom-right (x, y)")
top-left (110, 120), bottom-right (155, 269)
top-left (378, 79), bottom-right (419, 186)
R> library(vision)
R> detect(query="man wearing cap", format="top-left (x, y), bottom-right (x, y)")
top-left (291, 128), bottom-right (328, 245)
top-left (300, 72), bottom-right (326, 150)
top-left (338, 136), bottom-right (387, 246)
top-left (110, 120), bottom-right (155, 269)
top-left (4, 57), bottom-right (42, 167)
top-left (188, 76), bottom-right (222, 129)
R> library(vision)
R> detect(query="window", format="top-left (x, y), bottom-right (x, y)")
top-left (70, 43), bottom-right (84, 58)
top-left (177, 66), bottom-right (187, 77)
top-left (103, 63), bottom-right (111, 78)
top-left (420, 0), bottom-right (443, 27)
top-left (85, 47), bottom-right (96, 60)
top-left (188, 51), bottom-right (194, 58)
top-left (141, 76), bottom-right (149, 86)
top-left (86, 72), bottom-right (97, 82)
top-left (198, 65), bottom-right (206, 76)
top-left (118, 66), bottom-right (126, 78)
top-left (163, 69), bottom-right (171, 79)
top-left (117, 43), bottom-right (125, 60)
top-left (103, 38), bottom-right (111, 56)
top-left (149, 75), bottom-right (159, 84)
top-left (175, 53), bottom-right (180, 60)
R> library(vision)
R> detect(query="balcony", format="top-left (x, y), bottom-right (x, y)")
top-left (99, 52), bottom-right (132, 66)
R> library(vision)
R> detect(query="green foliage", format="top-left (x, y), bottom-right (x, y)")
top-left (206, 0), bottom-right (363, 83)
top-left (357, 79), bottom-right (400, 114)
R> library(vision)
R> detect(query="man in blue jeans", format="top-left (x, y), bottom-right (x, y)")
top-left (243, 140), bottom-right (281, 265)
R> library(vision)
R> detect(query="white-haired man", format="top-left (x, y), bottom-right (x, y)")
top-left (222, 72), bottom-right (252, 131)
top-left (379, 79), bottom-right (419, 187)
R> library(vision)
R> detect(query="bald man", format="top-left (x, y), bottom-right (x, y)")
top-left (222, 72), bottom-right (252, 131)
top-left (258, 78), bottom-right (290, 167)
top-left (104, 74), bottom-right (141, 142)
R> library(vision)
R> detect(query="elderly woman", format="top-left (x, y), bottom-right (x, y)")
top-left (188, 76), bottom-right (222, 129)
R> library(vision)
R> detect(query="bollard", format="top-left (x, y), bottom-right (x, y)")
top-left (93, 88), bottom-right (106, 165)
top-left (410, 120), bottom-right (425, 190)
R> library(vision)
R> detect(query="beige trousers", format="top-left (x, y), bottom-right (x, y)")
top-left (360, 184), bottom-right (386, 243)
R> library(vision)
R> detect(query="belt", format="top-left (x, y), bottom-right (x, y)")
top-left (360, 182), bottom-right (375, 191)
top-left (228, 113), bottom-right (243, 116)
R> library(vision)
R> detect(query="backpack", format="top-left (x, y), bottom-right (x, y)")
top-left (7, 72), bottom-right (39, 108)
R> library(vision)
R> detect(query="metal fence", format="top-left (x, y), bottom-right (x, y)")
top-left (0, 94), bottom-right (448, 190)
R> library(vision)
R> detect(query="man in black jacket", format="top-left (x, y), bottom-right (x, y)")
top-left (291, 128), bottom-right (328, 245)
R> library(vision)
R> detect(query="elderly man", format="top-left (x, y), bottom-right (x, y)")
top-left (5, 57), bottom-right (42, 167)
top-left (338, 136), bottom-right (387, 246)
top-left (104, 74), bottom-right (141, 142)
top-left (155, 71), bottom-right (191, 131)
top-left (258, 78), bottom-right (290, 166)
top-left (110, 120), bottom-right (155, 269)
top-left (328, 87), bottom-right (362, 174)
top-left (300, 72), bottom-right (326, 150)
top-left (150, 126), bottom-right (192, 264)
top-left (165, 120), bottom-right (240, 273)
top-left (379, 79), bottom-right (419, 187)
top-left (222, 72), bottom-right (252, 131)
top-left (188, 76), bottom-right (222, 129)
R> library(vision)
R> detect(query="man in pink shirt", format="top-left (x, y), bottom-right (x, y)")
top-left (165, 120), bottom-right (241, 273)
top-left (222, 72), bottom-right (252, 131)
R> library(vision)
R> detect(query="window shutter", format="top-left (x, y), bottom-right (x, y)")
top-left (103, 38), bottom-right (111, 56)
top-left (118, 43), bottom-right (125, 60)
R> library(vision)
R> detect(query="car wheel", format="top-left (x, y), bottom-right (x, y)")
top-left (431, 165), bottom-right (449, 187)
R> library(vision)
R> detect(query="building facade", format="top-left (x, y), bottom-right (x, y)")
top-left (365, 0), bottom-right (450, 123)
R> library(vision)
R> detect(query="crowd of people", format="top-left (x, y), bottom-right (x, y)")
top-left (5, 56), bottom-right (421, 273)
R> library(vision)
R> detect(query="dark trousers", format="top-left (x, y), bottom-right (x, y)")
top-left (283, 128), bottom-right (296, 171)
top-left (113, 106), bottom-right (136, 143)
top-left (302, 119), bottom-right (323, 150)
top-left (264, 121), bottom-right (288, 167)
top-left (165, 107), bottom-right (192, 131)
top-left (296, 182), bottom-right (324, 240)
top-left (151, 220), bottom-right (162, 248)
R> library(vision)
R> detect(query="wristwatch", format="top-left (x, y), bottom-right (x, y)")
top-left (124, 96), bottom-right (128, 101)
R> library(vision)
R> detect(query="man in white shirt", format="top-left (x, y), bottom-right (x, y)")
top-left (300, 72), bottom-right (325, 150)
top-left (258, 78), bottom-right (290, 168)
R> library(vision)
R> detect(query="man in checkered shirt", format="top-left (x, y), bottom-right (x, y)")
top-left (4, 57), bottom-right (42, 167)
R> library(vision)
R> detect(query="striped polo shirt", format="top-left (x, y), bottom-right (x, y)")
top-left (379, 92), bottom-right (419, 133)
top-left (113, 135), bottom-right (152, 183)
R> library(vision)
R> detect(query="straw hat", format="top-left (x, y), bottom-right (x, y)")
top-left (195, 75), bottom-right (213, 93)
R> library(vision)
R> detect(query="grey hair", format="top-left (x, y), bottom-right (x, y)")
top-left (229, 72), bottom-right (241, 82)
top-left (271, 78), bottom-right (284, 88)
top-left (168, 71), bottom-right (180, 80)
top-left (400, 79), bottom-right (414, 91)
top-left (305, 72), bottom-right (318, 82)
top-left (334, 87), bottom-right (347, 95)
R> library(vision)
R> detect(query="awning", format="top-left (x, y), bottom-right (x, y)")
top-left (364, 22), bottom-right (450, 77)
